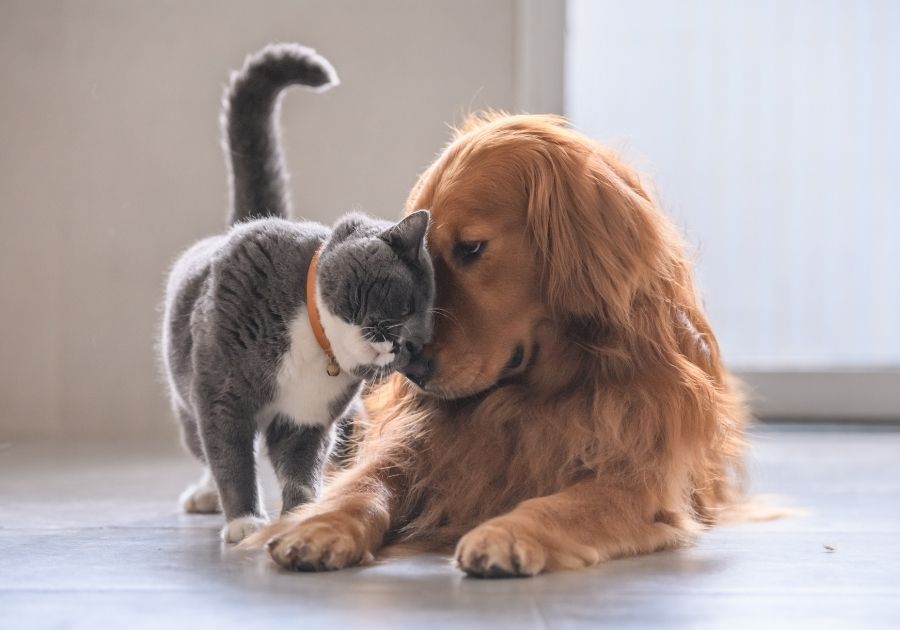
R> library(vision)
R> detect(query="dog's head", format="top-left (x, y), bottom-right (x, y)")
top-left (401, 113), bottom-right (675, 400)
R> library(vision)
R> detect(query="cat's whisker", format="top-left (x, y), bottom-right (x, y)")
top-left (430, 307), bottom-right (462, 329)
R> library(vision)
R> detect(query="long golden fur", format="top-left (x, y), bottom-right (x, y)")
top-left (251, 113), bottom-right (747, 576)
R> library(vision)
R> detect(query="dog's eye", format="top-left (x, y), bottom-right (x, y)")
top-left (453, 240), bottom-right (485, 264)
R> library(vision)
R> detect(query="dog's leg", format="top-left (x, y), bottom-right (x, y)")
top-left (454, 480), bottom-right (693, 577)
top-left (255, 463), bottom-right (399, 571)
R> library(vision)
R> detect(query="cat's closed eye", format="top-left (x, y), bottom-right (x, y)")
top-left (401, 296), bottom-right (415, 319)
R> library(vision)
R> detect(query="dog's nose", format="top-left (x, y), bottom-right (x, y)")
top-left (403, 340), bottom-right (422, 356)
top-left (401, 351), bottom-right (434, 388)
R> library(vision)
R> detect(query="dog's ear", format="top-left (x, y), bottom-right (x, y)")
top-left (526, 141), bottom-right (668, 326)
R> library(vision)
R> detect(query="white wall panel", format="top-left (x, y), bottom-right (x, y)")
top-left (567, 0), bottom-right (900, 369)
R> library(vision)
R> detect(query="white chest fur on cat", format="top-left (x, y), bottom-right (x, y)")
top-left (266, 306), bottom-right (358, 427)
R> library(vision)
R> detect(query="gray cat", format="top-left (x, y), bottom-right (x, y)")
top-left (160, 44), bottom-right (434, 543)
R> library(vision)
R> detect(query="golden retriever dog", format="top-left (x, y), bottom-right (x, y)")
top-left (253, 112), bottom-right (746, 577)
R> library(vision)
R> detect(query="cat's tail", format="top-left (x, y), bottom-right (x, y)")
top-left (221, 43), bottom-right (339, 226)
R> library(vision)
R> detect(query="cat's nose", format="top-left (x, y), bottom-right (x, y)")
top-left (401, 351), bottom-right (434, 388)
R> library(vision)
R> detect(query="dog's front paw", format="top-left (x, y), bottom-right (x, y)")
top-left (265, 517), bottom-right (374, 571)
top-left (221, 515), bottom-right (269, 544)
top-left (455, 522), bottom-right (547, 578)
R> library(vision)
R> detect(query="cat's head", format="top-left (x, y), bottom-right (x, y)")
top-left (316, 210), bottom-right (434, 380)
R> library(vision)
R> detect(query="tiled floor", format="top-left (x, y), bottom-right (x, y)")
top-left (1, 424), bottom-right (898, 629)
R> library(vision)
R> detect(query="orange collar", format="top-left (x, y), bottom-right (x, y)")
top-left (307, 248), bottom-right (341, 377)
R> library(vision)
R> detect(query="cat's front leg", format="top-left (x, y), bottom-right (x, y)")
top-left (255, 463), bottom-right (397, 571)
top-left (199, 410), bottom-right (268, 543)
top-left (265, 415), bottom-right (333, 513)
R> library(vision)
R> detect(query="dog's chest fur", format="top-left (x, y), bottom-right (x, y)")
top-left (266, 306), bottom-right (359, 426)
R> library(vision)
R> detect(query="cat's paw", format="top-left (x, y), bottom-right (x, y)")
top-left (221, 515), bottom-right (269, 544)
top-left (179, 479), bottom-right (221, 514)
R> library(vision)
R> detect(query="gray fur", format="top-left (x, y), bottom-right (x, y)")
top-left (317, 209), bottom-right (434, 379)
top-left (265, 417), bottom-right (331, 513)
top-left (223, 43), bottom-right (339, 224)
top-left (160, 44), bottom-right (434, 535)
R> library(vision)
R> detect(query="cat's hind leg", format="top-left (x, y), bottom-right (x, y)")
top-left (176, 407), bottom-right (222, 514)
top-left (179, 468), bottom-right (221, 514)
top-left (265, 416), bottom-right (334, 514)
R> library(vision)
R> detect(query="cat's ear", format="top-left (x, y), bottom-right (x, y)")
top-left (331, 213), bottom-right (368, 242)
top-left (381, 210), bottom-right (430, 261)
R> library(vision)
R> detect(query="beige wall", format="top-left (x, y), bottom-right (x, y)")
top-left (0, 0), bottom-right (519, 441)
